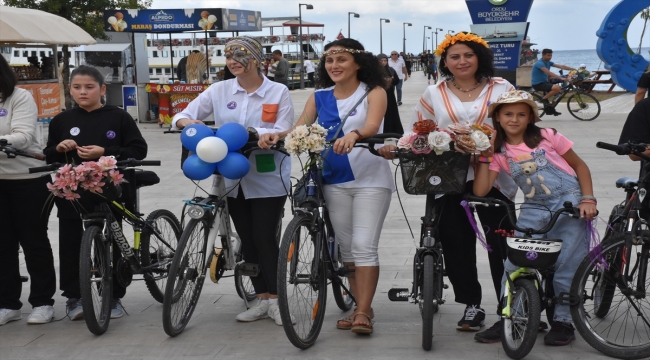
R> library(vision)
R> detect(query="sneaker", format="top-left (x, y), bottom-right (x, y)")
top-left (0, 308), bottom-right (22, 325)
top-left (457, 305), bottom-right (485, 331)
top-left (236, 299), bottom-right (269, 322)
top-left (428, 80), bottom-right (430, 85)
top-left (267, 303), bottom-right (296, 326)
top-left (544, 322), bottom-right (575, 345)
top-left (398, 101), bottom-right (403, 106)
top-left (474, 320), bottom-right (502, 343)
top-left (110, 299), bottom-right (124, 319)
top-left (27, 305), bottom-right (54, 324)
top-left (66, 298), bottom-right (83, 321)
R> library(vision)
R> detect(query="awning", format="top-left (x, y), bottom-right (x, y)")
top-left (76, 43), bottom-right (131, 52)
top-left (0, 6), bottom-right (96, 46)
top-left (262, 19), bottom-right (324, 28)
top-left (282, 19), bottom-right (324, 27)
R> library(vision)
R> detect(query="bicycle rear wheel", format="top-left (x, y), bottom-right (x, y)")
top-left (162, 218), bottom-right (209, 337)
top-left (421, 254), bottom-right (436, 351)
top-left (331, 239), bottom-right (354, 311)
top-left (277, 214), bottom-right (327, 349)
top-left (571, 235), bottom-right (650, 359)
top-left (79, 225), bottom-right (112, 335)
top-left (141, 209), bottom-right (182, 303)
top-left (501, 278), bottom-right (541, 359)
top-left (567, 92), bottom-right (600, 121)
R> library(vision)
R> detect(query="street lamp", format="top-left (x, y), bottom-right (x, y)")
top-left (431, 32), bottom-right (434, 54)
top-left (422, 26), bottom-right (431, 53)
top-left (379, 18), bottom-right (390, 54)
top-left (448, 30), bottom-right (455, 34)
top-left (434, 28), bottom-right (443, 49)
top-left (348, 12), bottom-right (359, 38)
top-left (299, 3), bottom-right (313, 90)
top-left (425, 36), bottom-right (430, 51)
top-left (402, 22), bottom-right (412, 54)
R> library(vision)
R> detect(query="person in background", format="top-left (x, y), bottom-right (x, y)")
top-left (403, 52), bottom-right (412, 76)
top-left (377, 53), bottom-right (403, 134)
top-left (427, 59), bottom-right (438, 85)
top-left (304, 56), bottom-right (315, 87)
top-left (635, 65), bottom-right (650, 104)
top-left (176, 50), bottom-right (200, 83)
top-left (44, 65), bottom-right (148, 321)
top-left (0, 55), bottom-right (57, 326)
top-left (388, 50), bottom-right (408, 105)
top-left (421, 51), bottom-right (429, 74)
top-left (272, 50), bottom-right (289, 87)
top-left (530, 49), bottom-right (574, 116)
top-left (266, 57), bottom-right (276, 81)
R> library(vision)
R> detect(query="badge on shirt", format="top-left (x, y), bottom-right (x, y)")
top-left (185, 128), bottom-right (197, 136)
top-left (227, 101), bottom-right (237, 110)
top-left (349, 109), bottom-right (357, 117)
top-left (106, 130), bottom-right (116, 139)
top-left (70, 127), bottom-right (80, 136)
top-left (0, 109), bottom-right (7, 117)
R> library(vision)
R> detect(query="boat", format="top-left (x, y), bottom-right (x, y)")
top-left (483, 27), bottom-right (517, 39)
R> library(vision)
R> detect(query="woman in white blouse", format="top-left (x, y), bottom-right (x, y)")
top-left (380, 32), bottom-right (518, 341)
top-left (173, 36), bottom-right (294, 326)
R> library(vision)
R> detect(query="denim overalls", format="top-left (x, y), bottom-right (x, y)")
top-left (500, 146), bottom-right (588, 323)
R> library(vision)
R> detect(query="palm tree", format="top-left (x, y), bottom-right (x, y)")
top-left (638, 8), bottom-right (650, 54)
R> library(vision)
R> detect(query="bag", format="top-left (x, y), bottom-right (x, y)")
top-left (292, 173), bottom-right (310, 207)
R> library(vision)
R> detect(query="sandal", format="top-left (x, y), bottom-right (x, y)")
top-left (336, 308), bottom-right (374, 330)
top-left (351, 312), bottom-right (374, 334)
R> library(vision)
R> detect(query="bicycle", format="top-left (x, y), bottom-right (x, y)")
top-left (464, 194), bottom-right (582, 359)
top-left (28, 158), bottom-right (182, 335)
top-left (526, 79), bottom-right (601, 121)
top-left (570, 141), bottom-right (650, 360)
top-left (277, 134), bottom-right (400, 349)
top-left (161, 129), bottom-right (286, 337)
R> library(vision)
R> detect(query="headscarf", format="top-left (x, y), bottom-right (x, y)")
top-left (224, 36), bottom-right (263, 69)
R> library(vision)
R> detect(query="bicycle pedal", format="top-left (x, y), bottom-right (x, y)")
top-left (388, 288), bottom-right (410, 301)
top-left (237, 262), bottom-right (259, 277)
top-left (209, 249), bottom-right (222, 284)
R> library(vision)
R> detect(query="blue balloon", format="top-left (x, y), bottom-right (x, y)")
top-left (182, 154), bottom-right (217, 180)
top-left (180, 124), bottom-right (214, 152)
top-left (216, 152), bottom-right (250, 180)
top-left (216, 122), bottom-right (249, 151)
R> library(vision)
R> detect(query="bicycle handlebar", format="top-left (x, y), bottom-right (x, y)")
top-left (28, 158), bottom-right (160, 174)
top-left (352, 133), bottom-right (402, 157)
top-left (0, 139), bottom-right (45, 160)
top-left (463, 194), bottom-right (582, 236)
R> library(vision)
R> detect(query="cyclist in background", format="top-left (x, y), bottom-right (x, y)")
top-left (530, 49), bottom-right (574, 116)
top-left (173, 36), bottom-right (294, 326)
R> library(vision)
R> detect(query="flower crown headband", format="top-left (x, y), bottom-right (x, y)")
top-left (322, 48), bottom-right (370, 57)
top-left (434, 32), bottom-right (489, 56)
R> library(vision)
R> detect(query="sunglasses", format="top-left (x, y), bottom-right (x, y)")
top-left (391, 53), bottom-right (398, 55)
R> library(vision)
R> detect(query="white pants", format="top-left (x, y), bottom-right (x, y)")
top-left (323, 186), bottom-right (392, 266)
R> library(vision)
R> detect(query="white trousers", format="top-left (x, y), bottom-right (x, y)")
top-left (323, 186), bottom-right (392, 266)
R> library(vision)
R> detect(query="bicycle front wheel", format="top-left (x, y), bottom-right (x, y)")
top-left (501, 278), bottom-right (541, 359)
top-left (79, 225), bottom-right (112, 335)
top-left (421, 254), bottom-right (436, 351)
top-left (567, 92), bottom-right (600, 121)
top-left (141, 209), bottom-right (182, 303)
top-left (331, 238), bottom-right (354, 311)
top-left (162, 218), bottom-right (210, 337)
top-left (571, 235), bottom-right (650, 359)
top-left (277, 214), bottom-right (327, 349)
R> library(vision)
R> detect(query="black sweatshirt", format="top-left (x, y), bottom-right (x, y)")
top-left (44, 105), bottom-right (148, 218)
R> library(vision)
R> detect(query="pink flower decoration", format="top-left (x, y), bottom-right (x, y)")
top-left (411, 135), bottom-right (432, 154)
top-left (97, 156), bottom-right (117, 171)
top-left (109, 170), bottom-right (124, 185)
top-left (397, 133), bottom-right (418, 150)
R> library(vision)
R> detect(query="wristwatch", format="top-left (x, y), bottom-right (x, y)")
top-left (247, 127), bottom-right (258, 137)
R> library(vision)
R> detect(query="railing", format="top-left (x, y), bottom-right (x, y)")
top-left (147, 34), bottom-right (325, 48)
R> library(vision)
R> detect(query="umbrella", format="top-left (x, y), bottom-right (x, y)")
top-left (0, 6), bottom-right (96, 45)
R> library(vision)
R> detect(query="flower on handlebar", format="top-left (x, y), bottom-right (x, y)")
top-left (48, 156), bottom-right (125, 201)
top-left (397, 120), bottom-right (491, 154)
top-left (285, 124), bottom-right (328, 155)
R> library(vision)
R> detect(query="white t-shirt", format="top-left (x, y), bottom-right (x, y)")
top-left (304, 60), bottom-right (315, 74)
top-left (388, 57), bottom-right (406, 80)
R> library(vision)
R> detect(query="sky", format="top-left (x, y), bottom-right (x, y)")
top-left (146, 0), bottom-right (650, 54)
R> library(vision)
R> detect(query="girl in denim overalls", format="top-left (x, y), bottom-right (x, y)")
top-left (473, 90), bottom-right (598, 346)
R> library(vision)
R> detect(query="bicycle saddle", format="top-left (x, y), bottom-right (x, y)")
top-left (136, 170), bottom-right (160, 188)
top-left (615, 177), bottom-right (637, 190)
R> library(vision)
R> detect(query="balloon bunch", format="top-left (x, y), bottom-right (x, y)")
top-left (180, 123), bottom-right (251, 180)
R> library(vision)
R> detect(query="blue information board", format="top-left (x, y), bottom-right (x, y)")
top-left (465, 0), bottom-right (534, 24)
top-left (489, 41), bottom-right (522, 71)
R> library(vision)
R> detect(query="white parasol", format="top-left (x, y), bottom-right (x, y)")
top-left (0, 6), bottom-right (96, 45)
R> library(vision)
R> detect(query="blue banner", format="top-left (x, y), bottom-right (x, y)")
top-left (221, 9), bottom-right (262, 31)
top-left (465, 0), bottom-right (534, 24)
top-left (489, 41), bottom-right (522, 71)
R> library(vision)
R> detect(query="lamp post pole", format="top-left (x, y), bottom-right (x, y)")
top-left (299, 3), bottom-right (313, 90)
top-left (431, 33), bottom-right (434, 54)
top-left (380, 18), bottom-right (390, 54)
top-left (435, 28), bottom-right (443, 49)
top-left (402, 22), bottom-right (412, 54)
top-left (348, 12), bottom-right (359, 38)
top-left (422, 25), bottom-right (431, 54)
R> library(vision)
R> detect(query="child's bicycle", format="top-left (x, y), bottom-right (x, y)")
top-left (28, 158), bottom-right (182, 335)
top-left (569, 141), bottom-right (650, 360)
top-left (277, 134), bottom-right (400, 349)
top-left (464, 194), bottom-right (583, 359)
top-left (386, 150), bottom-right (472, 351)
top-left (526, 77), bottom-right (601, 121)
top-left (161, 128), bottom-right (285, 337)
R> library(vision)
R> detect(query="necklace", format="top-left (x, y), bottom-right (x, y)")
top-left (506, 139), bottom-right (524, 146)
top-left (451, 79), bottom-right (482, 98)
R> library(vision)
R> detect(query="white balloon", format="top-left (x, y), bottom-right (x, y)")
top-left (196, 137), bottom-right (228, 163)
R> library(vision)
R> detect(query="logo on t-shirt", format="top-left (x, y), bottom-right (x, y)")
top-left (70, 127), bottom-right (80, 136)
top-left (227, 101), bottom-right (237, 110)
top-left (349, 109), bottom-right (357, 117)
top-left (106, 130), bottom-right (116, 139)
top-left (0, 109), bottom-right (7, 117)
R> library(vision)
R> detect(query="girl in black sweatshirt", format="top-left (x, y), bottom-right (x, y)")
top-left (44, 65), bottom-right (147, 320)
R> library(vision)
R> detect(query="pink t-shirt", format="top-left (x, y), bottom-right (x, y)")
top-left (490, 128), bottom-right (575, 176)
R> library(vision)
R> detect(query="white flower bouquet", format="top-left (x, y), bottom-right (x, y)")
top-left (285, 124), bottom-right (328, 155)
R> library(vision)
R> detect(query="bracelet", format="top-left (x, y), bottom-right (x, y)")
top-left (581, 199), bottom-right (597, 205)
top-left (478, 156), bottom-right (492, 163)
top-left (351, 129), bottom-right (364, 141)
top-left (581, 195), bottom-right (597, 201)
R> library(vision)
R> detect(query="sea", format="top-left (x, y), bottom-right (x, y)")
top-left (545, 47), bottom-right (650, 91)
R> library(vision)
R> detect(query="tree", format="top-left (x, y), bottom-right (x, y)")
top-left (2, 0), bottom-right (151, 109)
top-left (637, 8), bottom-right (650, 55)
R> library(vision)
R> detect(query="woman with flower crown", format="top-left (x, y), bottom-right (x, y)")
top-left (259, 38), bottom-right (394, 335)
top-left (380, 31), bottom-right (518, 341)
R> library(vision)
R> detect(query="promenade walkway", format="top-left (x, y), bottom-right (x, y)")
top-left (0, 71), bottom-right (633, 359)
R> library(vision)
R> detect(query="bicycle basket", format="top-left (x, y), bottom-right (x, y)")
top-left (397, 151), bottom-right (471, 195)
top-left (506, 237), bottom-right (562, 269)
